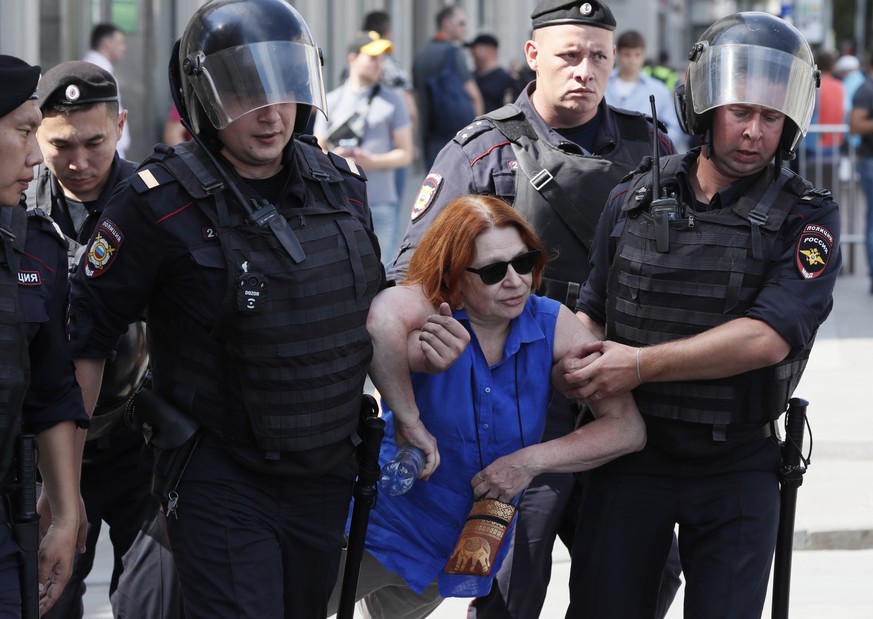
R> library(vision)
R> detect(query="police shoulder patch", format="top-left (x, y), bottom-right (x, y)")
top-left (795, 223), bottom-right (834, 280)
top-left (84, 218), bottom-right (124, 278)
top-left (411, 173), bottom-right (443, 221)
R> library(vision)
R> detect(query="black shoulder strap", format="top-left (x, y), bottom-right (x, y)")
top-left (173, 144), bottom-right (232, 226)
top-left (745, 167), bottom-right (793, 260)
top-left (486, 108), bottom-right (588, 244)
top-left (296, 140), bottom-right (350, 212)
top-left (168, 141), bottom-right (306, 263)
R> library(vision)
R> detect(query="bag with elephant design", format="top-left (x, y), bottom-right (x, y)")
top-left (444, 498), bottom-right (517, 577)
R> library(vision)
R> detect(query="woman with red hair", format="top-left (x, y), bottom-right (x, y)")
top-left (329, 194), bottom-right (646, 618)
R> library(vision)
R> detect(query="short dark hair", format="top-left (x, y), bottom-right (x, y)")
top-left (436, 6), bottom-right (458, 30)
top-left (814, 49), bottom-right (836, 73)
top-left (616, 30), bottom-right (646, 51)
top-left (363, 10), bottom-right (391, 36)
top-left (90, 23), bottom-right (122, 51)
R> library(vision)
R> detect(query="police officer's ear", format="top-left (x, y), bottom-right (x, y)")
top-left (524, 38), bottom-right (539, 73)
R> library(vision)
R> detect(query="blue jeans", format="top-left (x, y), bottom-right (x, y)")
top-left (857, 157), bottom-right (873, 283)
top-left (369, 202), bottom-right (401, 266)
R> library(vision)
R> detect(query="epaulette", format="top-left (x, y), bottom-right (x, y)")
top-left (453, 118), bottom-right (496, 146)
top-left (327, 151), bottom-right (367, 181)
top-left (800, 186), bottom-right (833, 207)
top-left (129, 164), bottom-right (178, 194)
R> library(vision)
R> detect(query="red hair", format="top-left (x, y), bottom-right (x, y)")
top-left (405, 194), bottom-right (547, 308)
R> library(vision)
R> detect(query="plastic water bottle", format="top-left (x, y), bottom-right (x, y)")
top-left (379, 445), bottom-right (425, 496)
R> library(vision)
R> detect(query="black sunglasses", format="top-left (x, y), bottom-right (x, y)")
top-left (465, 250), bottom-right (540, 285)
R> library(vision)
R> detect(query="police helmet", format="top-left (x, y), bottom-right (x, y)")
top-left (172, 0), bottom-right (326, 137)
top-left (675, 12), bottom-right (820, 157)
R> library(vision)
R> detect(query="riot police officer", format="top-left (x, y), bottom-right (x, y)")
top-left (68, 1), bottom-right (384, 617)
top-left (561, 12), bottom-right (840, 617)
top-left (27, 60), bottom-right (181, 619)
top-left (0, 54), bottom-right (88, 616)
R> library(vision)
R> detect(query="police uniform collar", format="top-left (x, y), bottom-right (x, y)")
top-left (712, 165), bottom-right (772, 211)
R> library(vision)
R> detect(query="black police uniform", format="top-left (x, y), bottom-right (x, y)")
top-left (68, 136), bottom-right (384, 618)
top-left (388, 77), bottom-right (677, 618)
top-left (27, 156), bottom-right (184, 619)
top-left (570, 149), bottom-right (841, 617)
top-left (0, 202), bottom-right (89, 613)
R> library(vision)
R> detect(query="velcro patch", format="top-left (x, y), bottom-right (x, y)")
top-left (84, 218), bottom-right (124, 278)
top-left (795, 223), bottom-right (834, 280)
top-left (17, 271), bottom-right (41, 286)
top-left (411, 173), bottom-right (443, 221)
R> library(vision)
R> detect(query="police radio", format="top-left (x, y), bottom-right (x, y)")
top-left (648, 95), bottom-right (682, 253)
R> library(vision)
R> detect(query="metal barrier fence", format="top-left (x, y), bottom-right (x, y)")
top-left (795, 123), bottom-right (865, 274)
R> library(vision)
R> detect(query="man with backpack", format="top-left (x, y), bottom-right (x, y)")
top-left (412, 5), bottom-right (483, 169)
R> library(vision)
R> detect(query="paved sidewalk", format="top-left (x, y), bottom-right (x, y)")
top-left (82, 271), bottom-right (873, 617)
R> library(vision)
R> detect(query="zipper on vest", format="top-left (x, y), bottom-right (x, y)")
top-left (687, 215), bottom-right (695, 229)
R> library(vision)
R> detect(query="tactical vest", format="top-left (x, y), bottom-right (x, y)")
top-left (607, 156), bottom-right (821, 426)
top-left (0, 206), bottom-right (30, 487)
top-left (484, 104), bottom-right (656, 307)
top-left (139, 140), bottom-right (381, 456)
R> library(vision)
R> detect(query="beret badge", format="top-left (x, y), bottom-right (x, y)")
top-left (65, 84), bottom-right (81, 102)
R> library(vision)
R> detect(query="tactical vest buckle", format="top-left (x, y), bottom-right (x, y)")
top-left (529, 168), bottom-right (554, 191)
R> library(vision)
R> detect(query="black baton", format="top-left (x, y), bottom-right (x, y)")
top-left (772, 397), bottom-right (809, 619)
top-left (337, 394), bottom-right (385, 619)
top-left (12, 434), bottom-right (39, 619)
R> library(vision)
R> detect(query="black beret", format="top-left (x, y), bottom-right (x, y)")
top-left (37, 61), bottom-right (118, 109)
top-left (531, 0), bottom-right (616, 31)
top-left (0, 55), bottom-right (40, 118)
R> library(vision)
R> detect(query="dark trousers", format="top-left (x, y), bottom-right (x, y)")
top-left (166, 436), bottom-right (355, 619)
top-left (567, 438), bottom-right (781, 619)
top-left (0, 527), bottom-right (20, 619)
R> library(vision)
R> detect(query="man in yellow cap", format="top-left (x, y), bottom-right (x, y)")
top-left (315, 31), bottom-right (413, 264)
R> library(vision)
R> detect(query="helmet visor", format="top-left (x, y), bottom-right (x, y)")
top-left (190, 40), bottom-right (326, 130)
top-left (689, 43), bottom-right (817, 138)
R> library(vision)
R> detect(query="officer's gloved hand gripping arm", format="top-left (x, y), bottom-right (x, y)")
top-left (366, 284), bottom-right (471, 479)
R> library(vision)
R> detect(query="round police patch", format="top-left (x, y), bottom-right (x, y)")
top-left (795, 223), bottom-right (834, 280)
top-left (411, 172), bottom-right (443, 221)
top-left (84, 218), bottom-right (124, 278)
